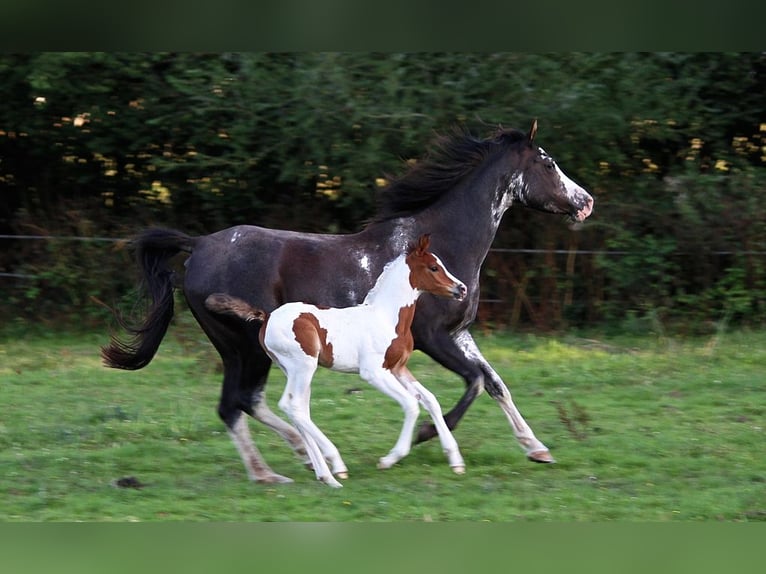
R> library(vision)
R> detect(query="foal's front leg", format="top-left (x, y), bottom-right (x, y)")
top-left (361, 368), bottom-right (421, 470)
top-left (394, 367), bottom-right (465, 474)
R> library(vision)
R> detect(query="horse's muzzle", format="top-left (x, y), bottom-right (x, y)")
top-left (573, 195), bottom-right (594, 222)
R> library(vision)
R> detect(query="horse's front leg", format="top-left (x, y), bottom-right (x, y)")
top-left (417, 329), bottom-right (554, 463)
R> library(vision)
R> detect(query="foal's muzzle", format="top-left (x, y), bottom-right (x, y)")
top-left (452, 283), bottom-right (467, 301)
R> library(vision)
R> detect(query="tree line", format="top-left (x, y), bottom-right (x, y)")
top-left (1, 52), bottom-right (765, 331)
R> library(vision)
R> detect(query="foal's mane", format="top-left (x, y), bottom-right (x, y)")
top-left (372, 126), bottom-right (527, 222)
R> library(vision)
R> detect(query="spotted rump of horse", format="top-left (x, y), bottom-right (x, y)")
top-left (102, 120), bottom-right (594, 483)
top-left (205, 234), bottom-right (467, 487)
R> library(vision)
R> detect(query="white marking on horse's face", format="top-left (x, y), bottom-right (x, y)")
top-left (539, 147), bottom-right (594, 221)
top-left (359, 255), bottom-right (370, 272)
top-left (555, 166), bottom-right (593, 221)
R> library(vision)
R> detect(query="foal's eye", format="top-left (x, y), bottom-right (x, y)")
top-left (429, 265), bottom-right (439, 272)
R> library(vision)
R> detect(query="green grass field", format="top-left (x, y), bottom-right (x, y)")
top-left (1, 324), bottom-right (764, 521)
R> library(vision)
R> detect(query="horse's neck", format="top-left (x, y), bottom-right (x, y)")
top-left (421, 173), bottom-right (508, 267)
top-left (363, 255), bottom-right (419, 319)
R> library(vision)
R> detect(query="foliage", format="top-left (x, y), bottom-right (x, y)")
top-left (1, 53), bottom-right (765, 329)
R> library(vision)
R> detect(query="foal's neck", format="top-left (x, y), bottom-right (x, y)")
top-left (363, 254), bottom-right (419, 317)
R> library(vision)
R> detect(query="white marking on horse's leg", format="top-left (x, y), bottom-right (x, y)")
top-left (362, 368), bottom-right (419, 469)
top-left (252, 399), bottom-right (309, 464)
top-left (397, 369), bottom-right (465, 473)
top-left (227, 415), bottom-right (294, 483)
top-left (455, 331), bottom-right (553, 462)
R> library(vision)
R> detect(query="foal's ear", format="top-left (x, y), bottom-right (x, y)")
top-left (527, 119), bottom-right (538, 143)
top-left (416, 233), bottom-right (431, 253)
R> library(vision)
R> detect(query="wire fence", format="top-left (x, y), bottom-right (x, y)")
top-left (0, 234), bottom-right (634, 281)
top-left (4, 232), bottom-right (765, 286)
top-left (4, 233), bottom-right (765, 328)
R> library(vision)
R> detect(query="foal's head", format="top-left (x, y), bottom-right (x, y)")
top-left (406, 235), bottom-right (467, 300)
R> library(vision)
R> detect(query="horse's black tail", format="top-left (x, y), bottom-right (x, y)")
top-left (101, 228), bottom-right (195, 370)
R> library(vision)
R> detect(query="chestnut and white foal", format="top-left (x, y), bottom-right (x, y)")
top-left (205, 234), bottom-right (467, 488)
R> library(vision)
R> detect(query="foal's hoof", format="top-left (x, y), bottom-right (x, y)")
top-left (256, 473), bottom-right (294, 484)
top-left (321, 476), bottom-right (344, 489)
top-left (527, 450), bottom-right (556, 463)
top-left (451, 465), bottom-right (466, 475)
top-left (335, 471), bottom-right (349, 480)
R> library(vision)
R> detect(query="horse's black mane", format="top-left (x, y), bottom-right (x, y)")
top-left (372, 126), bottom-right (527, 222)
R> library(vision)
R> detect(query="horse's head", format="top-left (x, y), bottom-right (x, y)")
top-left (406, 234), bottom-right (467, 301)
top-left (510, 120), bottom-right (594, 222)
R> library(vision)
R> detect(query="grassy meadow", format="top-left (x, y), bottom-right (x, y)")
top-left (1, 322), bottom-right (764, 521)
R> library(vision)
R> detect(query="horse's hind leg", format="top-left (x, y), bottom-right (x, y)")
top-left (218, 352), bottom-right (295, 484)
top-left (226, 412), bottom-right (293, 483)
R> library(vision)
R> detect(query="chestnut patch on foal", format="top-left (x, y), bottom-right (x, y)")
top-left (382, 304), bottom-right (416, 372)
top-left (292, 312), bottom-right (335, 367)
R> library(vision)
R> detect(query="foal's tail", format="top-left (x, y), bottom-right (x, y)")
top-left (101, 228), bottom-right (195, 370)
top-left (204, 293), bottom-right (268, 323)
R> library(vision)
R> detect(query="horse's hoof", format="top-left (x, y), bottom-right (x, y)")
top-left (256, 473), bottom-right (294, 484)
top-left (451, 465), bottom-right (466, 475)
top-left (335, 471), bottom-right (349, 479)
top-left (321, 476), bottom-right (344, 488)
top-left (527, 450), bottom-right (556, 463)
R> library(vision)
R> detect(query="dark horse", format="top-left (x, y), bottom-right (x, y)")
top-left (103, 120), bottom-right (594, 483)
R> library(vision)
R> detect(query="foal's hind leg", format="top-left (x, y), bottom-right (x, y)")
top-left (277, 365), bottom-right (347, 488)
top-left (219, 354), bottom-right (295, 484)
top-left (242, 351), bottom-right (309, 465)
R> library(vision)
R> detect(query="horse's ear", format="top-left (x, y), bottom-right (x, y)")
top-left (527, 119), bottom-right (538, 143)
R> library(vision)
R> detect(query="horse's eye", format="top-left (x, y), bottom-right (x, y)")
top-left (429, 265), bottom-right (439, 272)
